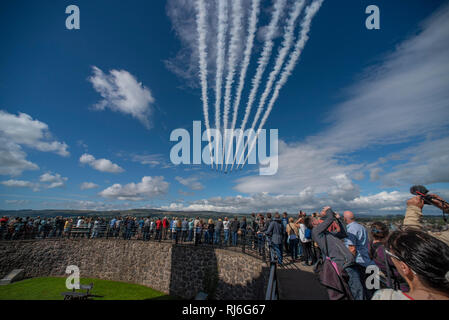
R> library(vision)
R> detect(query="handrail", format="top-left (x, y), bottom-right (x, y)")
top-left (265, 244), bottom-right (279, 300)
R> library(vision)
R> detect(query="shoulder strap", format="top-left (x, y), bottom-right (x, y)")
top-left (324, 232), bottom-right (329, 257)
top-left (381, 245), bottom-right (395, 289)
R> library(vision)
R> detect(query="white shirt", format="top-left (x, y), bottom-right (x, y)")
top-left (223, 220), bottom-right (230, 230)
top-left (299, 224), bottom-right (311, 243)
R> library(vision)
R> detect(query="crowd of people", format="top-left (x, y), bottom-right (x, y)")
top-left (1, 193), bottom-right (448, 300)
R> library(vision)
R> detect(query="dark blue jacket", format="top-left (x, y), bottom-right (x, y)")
top-left (265, 218), bottom-right (284, 245)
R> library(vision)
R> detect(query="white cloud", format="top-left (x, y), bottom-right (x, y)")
top-left (234, 140), bottom-right (360, 195)
top-left (381, 136), bottom-right (449, 187)
top-left (80, 182), bottom-right (99, 190)
top-left (39, 200), bottom-right (135, 211)
top-left (39, 172), bottom-right (68, 189)
top-left (5, 199), bottom-right (30, 205)
top-left (99, 176), bottom-right (169, 201)
top-left (1, 179), bottom-right (40, 192)
top-left (160, 189), bottom-right (411, 215)
top-left (307, 3), bottom-right (449, 152)
top-left (88, 66), bottom-right (155, 129)
top-left (79, 153), bottom-right (124, 173)
top-left (131, 154), bottom-right (173, 169)
top-left (175, 176), bottom-right (204, 190)
top-left (234, 4), bottom-right (449, 202)
top-left (0, 111), bottom-right (69, 176)
top-left (0, 137), bottom-right (39, 176)
top-left (370, 168), bottom-right (383, 182)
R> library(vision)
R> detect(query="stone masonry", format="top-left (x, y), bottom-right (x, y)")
top-left (0, 239), bottom-right (269, 299)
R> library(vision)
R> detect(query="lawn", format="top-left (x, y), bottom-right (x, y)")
top-left (0, 277), bottom-right (173, 300)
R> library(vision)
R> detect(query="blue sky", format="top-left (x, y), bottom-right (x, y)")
top-left (1, 0), bottom-right (448, 214)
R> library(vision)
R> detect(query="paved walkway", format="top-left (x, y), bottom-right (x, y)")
top-left (276, 257), bottom-right (329, 300)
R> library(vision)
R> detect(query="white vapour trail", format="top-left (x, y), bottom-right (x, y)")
top-left (221, 0), bottom-right (244, 170)
top-left (230, 0), bottom-right (287, 171)
top-left (236, 0), bottom-right (305, 167)
top-left (240, 0), bottom-right (324, 168)
top-left (195, 0), bottom-right (213, 167)
top-left (214, 0), bottom-right (228, 169)
top-left (224, 0), bottom-right (261, 172)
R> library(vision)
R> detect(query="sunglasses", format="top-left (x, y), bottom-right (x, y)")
top-left (385, 249), bottom-right (417, 275)
top-left (385, 249), bottom-right (402, 261)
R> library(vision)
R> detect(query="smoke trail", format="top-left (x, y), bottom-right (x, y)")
top-left (236, 0), bottom-right (305, 167)
top-left (214, 0), bottom-right (228, 169)
top-left (240, 0), bottom-right (324, 168)
top-left (195, 0), bottom-right (213, 167)
top-left (224, 0), bottom-right (261, 172)
top-left (230, 0), bottom-right (287, 171)
top-left (221, 0), bottom-right (243, 170)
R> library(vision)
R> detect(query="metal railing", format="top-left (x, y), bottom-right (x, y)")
top-left (0, 224), bottom-right (273, 260)
top-left (265, 244), bottom-right (280, 300)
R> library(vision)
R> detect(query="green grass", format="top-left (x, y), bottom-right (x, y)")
top-left (0, 277), bottom-right (174, 300)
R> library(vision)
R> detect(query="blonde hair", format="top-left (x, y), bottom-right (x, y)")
top-left (208, 218), bottom-right (213, 224)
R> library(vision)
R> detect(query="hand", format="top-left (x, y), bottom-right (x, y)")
top-left (320, 206), bottom-right (331, 216)
top-left (407, 196), bottom-right (424, 209)
top-left (428, 194), bottom-right (449, 212)
top-left (335, 213), bottom-right (340, 219)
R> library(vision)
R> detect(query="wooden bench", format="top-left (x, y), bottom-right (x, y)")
top-left (69, 227), bottom-right (91, 238)
top-left (61, 283), bottom-right (94, 300)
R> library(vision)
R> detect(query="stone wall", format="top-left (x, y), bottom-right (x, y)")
top-left (0, 240), bottom-right (269, 299)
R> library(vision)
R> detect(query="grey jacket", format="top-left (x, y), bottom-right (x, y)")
top-left (265, 218), bottom-right (284, 245)
top-left (312, 210), bottom-right (355, 269)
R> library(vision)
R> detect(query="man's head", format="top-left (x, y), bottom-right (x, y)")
top-left (343, 211), bottom-right (355, 224)
top-left (274, 212), bottom-right (281, 220)
top-left (282, 212), bottom-right (287, 217)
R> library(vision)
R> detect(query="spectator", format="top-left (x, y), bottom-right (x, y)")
top-left (266, 213), bottom-right (272, 229)
top-left (369, 222), bottom-right (409, 292)
top-left (143, 217), bottom-right (151, 241)
top-left (250, 213), bottom-right (258, 249)
top-left (181, 218), bottom-right (189, 242)
top-left (195, 219), bottom-right (203, 246)
top-left (230, 217), bottom-right (239, 246)
top-left (343, 211), bottom-right (376, 299)
top-left (174, 218), bottom-right (182, 244)
top-left (282, 212), bottom-right (289, 253)
top-left (240, 217), bottom-right (247, 248)
top-left (286, 217), bottom-right (299, 261)
top-left (149, 219), bottom-right (155, 239)
top-left (372, 229), bottom-right (449, 300)
top-left (265, 213), bottom-right (284, 265)
top-left (188, 218), bottom-right (194, 242)
top-left (115, 218), bottom-right (122, 238)
top-left (306, 207), bottom-right (364, 300)
top-left (162, 217), bottom-right (169, 240)
top-left (300, 217), bottom-right (316, 266)
top-left (223, 217), bottom-right (230, 246)
top-left (206, 219), bottom-right (214, 244)
top-left (155, 217), bottom-right (162, 241)
top-left (257, 216), bottom-right (266, 256)
top-left (403, 195), bottom-right (449, 246)
top-left (215, 218), bottom-right (223, 245)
